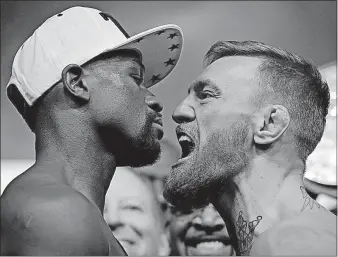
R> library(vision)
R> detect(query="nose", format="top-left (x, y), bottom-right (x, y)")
top-left (192, 204), bottom-right (224, 233)
top-left (104, 209), bottom-right (123, 231)
top-left (145, 94), bottom-right (163, 113)
top-left (172, 98), bottom-right (195, 124)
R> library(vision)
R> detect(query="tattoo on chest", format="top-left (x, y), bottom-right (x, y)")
top-left (236, 211), bottom-right (262, 255)
top-left (300, 186), bottom-right (321, 211)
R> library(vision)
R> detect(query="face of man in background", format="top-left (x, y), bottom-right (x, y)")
top-left (169, 204), bottom-right (235, 256)
top-left (164, 56), bottom-right (260, 209)
top-left (104, 168), bottom-right (169, 256)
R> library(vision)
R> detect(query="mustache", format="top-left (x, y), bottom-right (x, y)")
top-left (147, 111), bottom-right (162, 125)
top-left (176, 124), bottom-right (198, 141)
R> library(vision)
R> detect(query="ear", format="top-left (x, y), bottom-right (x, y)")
top-left (62, 64), bottom-right (90, 103)
top-left (252, 105), bottom-right (290, 145)
top-left (158, 231), bottom-right (170, 256)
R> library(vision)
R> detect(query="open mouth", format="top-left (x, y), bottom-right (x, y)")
top-left (177, 131), bottom-right (195, 159)
top-left (185, 238), bottom-right (233, 256)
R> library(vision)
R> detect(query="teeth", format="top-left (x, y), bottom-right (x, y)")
top-left (196, 241), bottom-right (225, 249)
top-left (178, 135), bottom-right (192, 143)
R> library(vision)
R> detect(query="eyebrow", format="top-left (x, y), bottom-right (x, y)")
top-left (188, 79), bottom-right (221, 94)
top-left (118, 197), bottom-right (144, 206)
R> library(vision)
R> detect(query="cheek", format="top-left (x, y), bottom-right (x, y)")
top-left (170, 218), bottom-right (189, 240)
top-left (92, 84), bottom-right (148, 131)
top-left (198, 109), bottom-right (226, 145)
top-left (118, 87), bottom-right (149, 129)
top-left (127, 213), bottom-right (157, 234)
top-left (170, 219), bottom-right (191, 255)
top-left (198, 103), bottom-right (252, 145)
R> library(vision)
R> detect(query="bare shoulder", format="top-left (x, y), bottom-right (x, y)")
top-left (1, 175), bottom-right (109, 255)
top-left (251, 211), bottom-right (336, 256)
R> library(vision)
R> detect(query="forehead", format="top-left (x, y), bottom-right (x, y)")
top-left (89, 49), bottom-right (144, 71)
top-left (113, 54), bottom-right (144, 70)
top-left (196, 56), bottom-right (262, 95)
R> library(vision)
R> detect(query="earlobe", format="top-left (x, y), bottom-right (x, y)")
top-left (253, 105), bottom-right (290, 145)
top-left (62, 64), bottom-right (90, 103)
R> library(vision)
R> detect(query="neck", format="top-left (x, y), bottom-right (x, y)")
top-left (212, 155), bottom-right (311, 255)
top-left (34, 113), bottom-right (116, 213)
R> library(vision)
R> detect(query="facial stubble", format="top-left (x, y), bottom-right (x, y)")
top-left (163, 116), bottom-right (253, 210)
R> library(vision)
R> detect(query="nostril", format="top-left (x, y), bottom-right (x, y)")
top-left (172, 113), bottom-right (185, 124)
top-left (172, 105), bottom-right (195, 124)
top-left (108, 224), bottom-right (116, 231)
top-left (108, 223), bottom-right (123, 232)
top-left (153, 102), bottom-right (163, 113)
top-left (214, 224), bottom-right (224, 231)
top-left (146, 98), bottom-right (163, 113)
top-left (193, 223), bottom-right (204, 231)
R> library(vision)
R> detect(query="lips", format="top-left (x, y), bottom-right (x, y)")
top-left (185, 236), bottom-right (232, 247)
top-left (153, 117), bottom-right (163, 127)
top-left (176, 127), bottom-right (196, 160)
top-left (185, 236), bottom-right (233, 256)
top-left (151, 116), bottom-right (164, 140)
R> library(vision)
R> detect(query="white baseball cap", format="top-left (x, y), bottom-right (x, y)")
top-left (7, 6), bottom-right (183, 106)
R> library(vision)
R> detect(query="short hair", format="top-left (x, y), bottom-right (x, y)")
top-left (7, 82), bottom-right (55, 132)
top-left (204, 41), bottom-right (330, 162)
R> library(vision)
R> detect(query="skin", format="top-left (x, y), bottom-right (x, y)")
top-left (164, 56), bottom-right (336, 255)
top-left (104, 168), bottom-right (169, 256)
top-left (170, 204), bottom-right (234, 256)
top-left (0, 49), bottom-right (164, 256)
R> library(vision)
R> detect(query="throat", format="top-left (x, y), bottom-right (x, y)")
top-left (67, 152), bottom-right (117, 212)
top-left (36, 146), bottom-right (117, 212)
top-left (212, 170), bottom-right (307, 255)
top-left (214, 193), bottom-right (268, 256)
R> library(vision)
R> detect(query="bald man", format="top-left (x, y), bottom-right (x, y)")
top-left (104, 168), bottom-right (169, 256)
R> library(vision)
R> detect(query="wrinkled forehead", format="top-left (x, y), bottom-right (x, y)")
top-left (199, 56), bottom-right (263, 92)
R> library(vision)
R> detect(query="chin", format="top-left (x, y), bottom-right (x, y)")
top-left (119, 149), bottom-right (161, 168)
top-left (125, 141), bottom-right (161, 168)
top-left (164, 148), bottom-right (233, 210)
top-left (114, 128), bottom-right (161, 167)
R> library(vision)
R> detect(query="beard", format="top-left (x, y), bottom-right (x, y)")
top-left (100, 112), bottom-right (161, 168)
top-left (163, 116), bottom-right (253, 210)
top-left (124, 117), bottom-right (161, 168)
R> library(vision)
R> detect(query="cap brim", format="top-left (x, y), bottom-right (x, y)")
top-left (102, 24), bottom-right (183, 88)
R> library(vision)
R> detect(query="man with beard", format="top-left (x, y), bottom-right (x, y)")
top-left (163, 41), bottom-right (336, 256)
top-left (1, 6), bottom-right (183, 255)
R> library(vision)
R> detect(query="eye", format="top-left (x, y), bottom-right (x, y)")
top-left (124, 204), bottom-right (143, 212)
top-left (198, 90), bottom-right (214, 100)
top-left (131, 75), bottom-right (144, 86)
top-left (170, 206), bottom-right (193, 216)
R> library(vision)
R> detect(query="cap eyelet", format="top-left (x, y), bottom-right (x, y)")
top-left (57, 13), bottom-right (63, 17)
